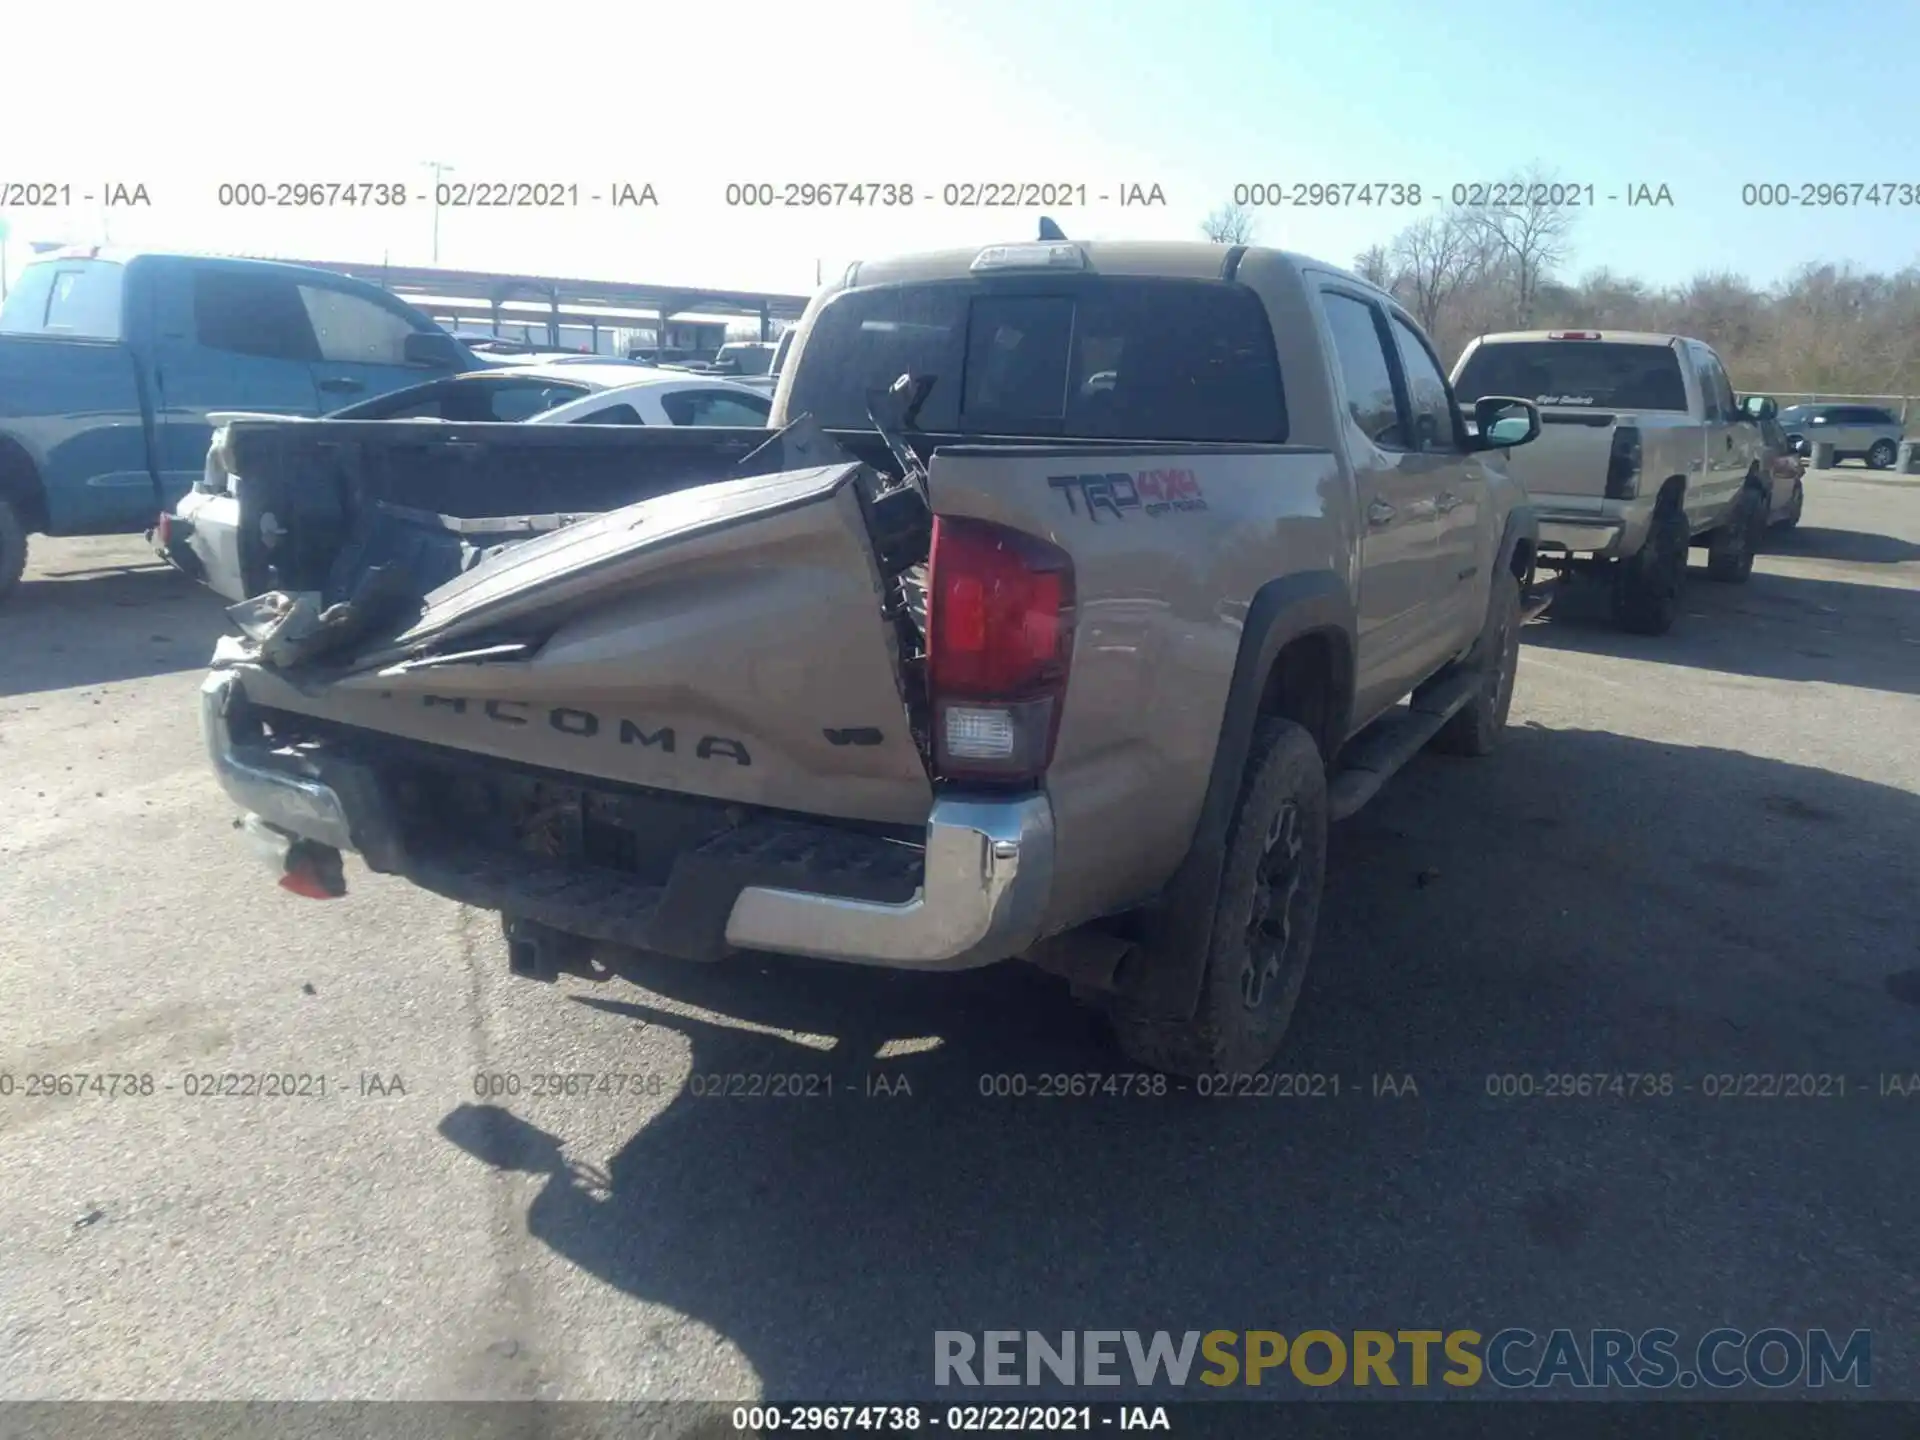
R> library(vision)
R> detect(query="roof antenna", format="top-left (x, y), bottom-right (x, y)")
top-left (1038, 216), bottom-right (1067, 242)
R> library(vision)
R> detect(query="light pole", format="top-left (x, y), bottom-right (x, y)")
top-left (423, 161), bottom-right (453, 264)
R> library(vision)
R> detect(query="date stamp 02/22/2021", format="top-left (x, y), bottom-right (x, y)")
top-left (7, 1068), bottom-right (1916, 1106)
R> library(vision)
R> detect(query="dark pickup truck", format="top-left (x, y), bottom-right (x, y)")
top-left (0, 248), bottom-right (474, 603)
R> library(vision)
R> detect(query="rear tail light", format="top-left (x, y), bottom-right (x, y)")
top-left (1549, 330), bottom-right (1602, 340)
top-left (925, 515), bottom-right (1076, 784)
top-left (1606, 425), bottom-right (1642, 500)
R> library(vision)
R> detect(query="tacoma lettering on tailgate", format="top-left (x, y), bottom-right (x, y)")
top-left (417, 695), bottom-right (753, 766)
top-left (1047, 468), bottom-right (1208, 522)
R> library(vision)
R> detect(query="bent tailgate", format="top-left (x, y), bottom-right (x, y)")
top-left (240, 463), bottom-right (936, 827)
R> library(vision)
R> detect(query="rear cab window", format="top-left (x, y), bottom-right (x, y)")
top-left (785, 276), bottom-right (1287, 443)
top-left (1454, 340), bottom-right (1688, 412)
top-left (0, 259), bottom-right (126, 339)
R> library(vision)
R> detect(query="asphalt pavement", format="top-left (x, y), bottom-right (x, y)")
top-left (1, 471), bottom-right (1916, 1403)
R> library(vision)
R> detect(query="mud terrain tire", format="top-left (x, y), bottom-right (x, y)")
top-left (1428, 572), bottom-right (1523, 757)
top-left (1612, 503), bottom-right (1689, 635)
top-left (1107, 719), bottom-right (1328, 1078)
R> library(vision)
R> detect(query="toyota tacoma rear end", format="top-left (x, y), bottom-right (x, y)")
top-left (200, 237), bottom-right (1544, 1076)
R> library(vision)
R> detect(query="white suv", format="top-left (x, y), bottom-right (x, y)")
top-left (1777, 403), bottom-right (1905, 469)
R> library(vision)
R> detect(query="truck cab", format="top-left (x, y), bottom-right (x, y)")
top-left (0, 249), bottom-right (473, 602)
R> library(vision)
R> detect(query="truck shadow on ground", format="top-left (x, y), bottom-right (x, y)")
top-left (1765, 525), bottom-right (1920, 566)
top-left (438, 725), bottom-right (1920, 1400)
top-left (0, 564), bottom-right (229, 697)
top-left (1523, 555), bottom-right (1920, 696)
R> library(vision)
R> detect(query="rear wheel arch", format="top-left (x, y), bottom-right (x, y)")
top-left (0, 436), bottom-right (49, 533)
top-left (1255, 628), bottom-right (1349, 770)
top-left (1509, 535), bottom-right (1536, 582)
top-left (1112, 569), bottom-right (1355, 1022)
top-left (1494, 501), bottom-right (1538, 583)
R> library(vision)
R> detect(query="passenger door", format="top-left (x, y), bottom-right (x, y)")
top-left (297, 280), bottom-right (462, 410)
top-left (1387, 310), bottom-right (1485, 655)
top-left (1317, 285), bottom-right (1450, 725)
top-left (149, 263), bottom-right (325, 510)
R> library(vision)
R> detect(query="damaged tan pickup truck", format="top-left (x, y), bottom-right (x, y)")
top-left (199, 237), bottom-right (1545, 1076)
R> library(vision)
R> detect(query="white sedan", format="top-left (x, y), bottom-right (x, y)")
top-left (157, 368), bottom-right (770, 601)
top-left (530, 374), bottom-right (772, 427)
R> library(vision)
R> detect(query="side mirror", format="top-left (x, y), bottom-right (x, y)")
top-left (1471, 395), bottom-right (1541, 451)
top-left (1741, 394), bottom-right (1777, 421)
top-left (404, 331), bottom-right (466, 369)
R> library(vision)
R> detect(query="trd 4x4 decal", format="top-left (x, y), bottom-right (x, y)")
top-left (1048, 468), bottom-right (1208, 521)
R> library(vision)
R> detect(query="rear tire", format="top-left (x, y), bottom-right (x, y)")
top-left (1705, 487), bottom-right (1765, 583)
top-left (1106, 718), bottom-right (1328, 1078)
top-left (1428, 572), bottom-right (1522, 757)
top-left (0, 500), bottom-right (27, 607)
top-left (1611, 504), bottom-right (1688, 635)
top-left (1867, 439), bottom-right (1897, 470)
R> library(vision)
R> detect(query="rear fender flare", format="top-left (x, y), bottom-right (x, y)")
top-left (1496, 501), bottom-right (1539, 586)
top-left (1116, 569), bottom-right (1355, 1020)
top-left (0, 434), bottom-right (50, 533)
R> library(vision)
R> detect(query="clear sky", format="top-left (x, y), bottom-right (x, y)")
top-left (4, 0), bottom-right (1917, 300)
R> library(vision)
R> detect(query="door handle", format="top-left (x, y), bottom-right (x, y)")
top-left (1367, 499), bottom-right (1397, 527)
top-left (1436, 491), bottom-right (1461, 514)
top-left (318, 377), bottom-right (365, 394)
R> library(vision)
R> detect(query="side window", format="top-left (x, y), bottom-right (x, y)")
top-left (1389, 314), bottom-right (1461, 452)
top-left (298, 285), bottom-right (421, 365)
top-left (1707, 356), bottom-right (1738, 421)
top-left (194, 270), bottom-right (319, 361)
top-left (1320, 291), bottom-right (1407, 451)
top-left (486, 383), bottom-right (583, 422)
top-left (372, 390), bottom-right (449, 419)
top-left (570, 403), bottom-right (644, 426)
top-left (1690, 347), bottom-right (1730, 421)
top-left (658, 390), bottom-right (773, 427)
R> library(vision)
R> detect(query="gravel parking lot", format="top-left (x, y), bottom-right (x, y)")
top-left (1, 471), bottom-right (1916, 1403)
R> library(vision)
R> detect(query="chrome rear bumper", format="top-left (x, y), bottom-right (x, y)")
top-left (202, 669), bottom-right (1054, 971)
top-left (201, 671), bottom-right (356, 853)
top-left (725, 793), bottom-right (1055, 970)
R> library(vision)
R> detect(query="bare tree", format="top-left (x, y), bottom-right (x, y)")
top-left (1390, 210), bottom-right (1485, 334)
top-left (1201, 200), bottom-right (1258, 245)
top-left (1365, 196), bottom-right (1920, 401)
top-left (1469, 166), bottom-right (1578, 328)
top-left (1352, 244), bottom-right (1395, 290)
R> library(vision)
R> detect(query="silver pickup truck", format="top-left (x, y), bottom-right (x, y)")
top-left (196, 237), bottom-right (1544, 1077)
top-left (1451, 330), bottom-right (1776, 634)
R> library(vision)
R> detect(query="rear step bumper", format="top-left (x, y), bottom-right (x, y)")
top-left (724, 793), bottom-right (1053, 970)
top-left (201, 670), bottom-right (1055, 972)
top-left (1537, 517), bottom-right (1625, 558)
